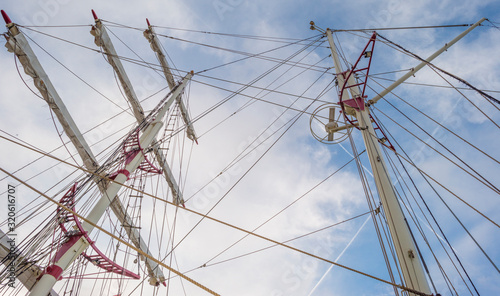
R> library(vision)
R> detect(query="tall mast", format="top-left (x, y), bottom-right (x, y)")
top-left (28, 72), bottom-right (193, 296)
top-left (324, 18), bottom-right (485, 294)
top-left (90, 11), bottom-right (189, 207)
top-left (326, 29), bottom-right (431, 295)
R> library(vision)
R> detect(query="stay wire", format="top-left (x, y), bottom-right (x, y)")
top-left (486, 19), bottom-right (500, 32)
top-left (102, 19), bottom-right (315, 43)
top-left (429, 64), bottom-right (500, 126)
top-left (374, 91), bottom-right (499, 194)
top-left (20, 28), bottom-right (133, 115)
top-left (190, 210), bottom-right (372, 271)
top-left (223, 40), bottom-right (328, 120)
top-left (380, 141), bottom-right (445, 295)
top-left (201, 149), bottom-right (366, 267)
top-left (196, 45), bottom-right (330, 143)
top-left (370, 75), bottom-right (500, 96)
top-left (195, 72), bottom-right (329, 104)
top-left (185, 35), bottom-right (325, 138)
top-left (161, 32), bottom-right (326, 74)
top-left (346, 112), bottom-right (403, 290)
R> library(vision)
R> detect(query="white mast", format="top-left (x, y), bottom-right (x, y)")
top-left (326, 29), bottom-right (431, 294)
top-left (143, 19), bottom-right (198, 143)
top-left (28, 72), bottom-right (193, 296)
top-left (90, 10), bottom-right (188, 207)
top-left (324, 18), bottom-right (485, 295)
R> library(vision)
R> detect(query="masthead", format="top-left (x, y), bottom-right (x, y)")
top-left (1, 10), bottom-right (12, 25)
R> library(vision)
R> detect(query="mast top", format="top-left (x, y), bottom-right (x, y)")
top-left (146, 18), bottom-right (151, 27)
top-left (91, 9), bottom-right (99, 21)
top-left (1, 10), bottom-right (12, 25)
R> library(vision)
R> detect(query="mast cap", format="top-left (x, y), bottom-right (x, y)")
top-left (1, 10), bottom-right (12, 24)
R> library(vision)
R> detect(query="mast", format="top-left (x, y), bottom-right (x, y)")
top-left (90, 11), bottom-right (189, 207)
top-left (2, 11), bottom-right (168, 287)
top-left (144, 19), bottom-right (198, 143)
top-left (28, 72), bottom-right (193, 296)
top-left (324, 18), bottom-right (485, 295)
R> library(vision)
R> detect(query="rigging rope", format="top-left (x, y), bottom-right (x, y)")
top-left (427, 65), bottom-right (500, 128)
top-left (4, 19), bottom-right (497, 295)
top-left (381, 127), bottom-right (484, 294)
top-left (183, 210), bottom-right (372, 272)
top-left (20, 30), bottom-right (134, 115)
top-left (346, 109), bottom-right (404, 290)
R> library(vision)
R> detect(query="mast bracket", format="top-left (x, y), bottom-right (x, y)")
top-left (338, 32), bottom-right (376, 127)
top-left (52, 183), bottom-right (141, 280)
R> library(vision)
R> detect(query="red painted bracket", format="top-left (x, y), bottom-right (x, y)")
top-left (122, 128), bottom-right (162, 176)
top-left (51, 183), bottom-right (140, 280)
top-left (342, 96), bottom-right (365, 111)
top-left (337, 33), bottom-right (395, 151)
top-left (338, 32), bottom-right (376, 126)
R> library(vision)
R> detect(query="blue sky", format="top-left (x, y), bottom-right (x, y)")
top-left (1, 1), bottom-right (499, 295)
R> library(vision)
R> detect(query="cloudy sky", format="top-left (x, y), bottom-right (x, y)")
top-left (1, 0), bottom-right (499, 295)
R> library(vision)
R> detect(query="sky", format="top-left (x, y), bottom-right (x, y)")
top-left (0, 0), bottom-right (499, 295)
